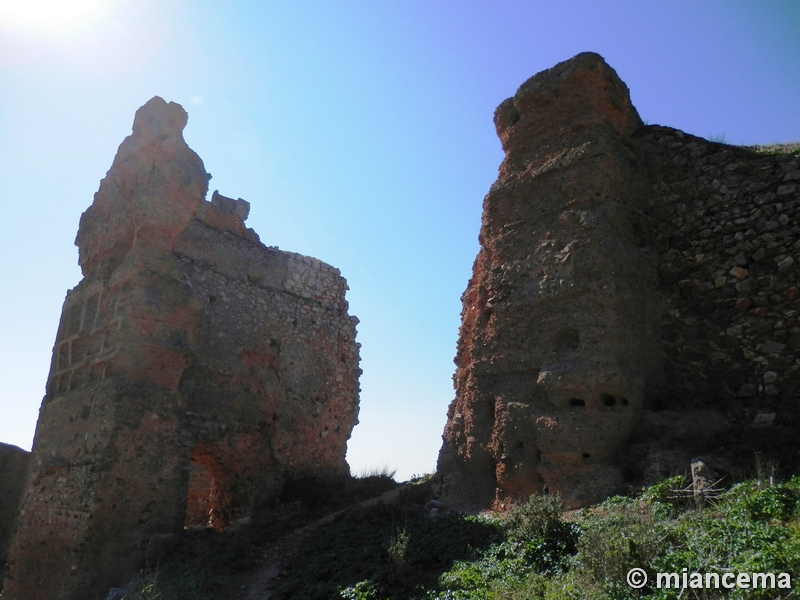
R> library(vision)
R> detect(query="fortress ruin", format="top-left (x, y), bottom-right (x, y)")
top-left (437, 52), bottom-right (800, 510)
top-left (2, 97), bottom-right (361, 600)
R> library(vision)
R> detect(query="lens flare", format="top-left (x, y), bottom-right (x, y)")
top-left (0, 0), bottom-right (106, 32)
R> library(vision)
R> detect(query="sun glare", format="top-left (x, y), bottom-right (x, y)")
top-left (0, 0), bottom-right (106, 32)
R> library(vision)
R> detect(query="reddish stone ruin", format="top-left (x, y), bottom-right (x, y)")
top-left (437, 53), bottom-right (659, 510)
top-left (3, 97), bottom-right (360, 600)
top-left (437, 52), bottom-right (800, 510)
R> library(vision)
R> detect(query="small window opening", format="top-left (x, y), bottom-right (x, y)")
top-left (569, 398), bottom-right (586, 407)
top-left (601, 393), bottom-right (616, 407)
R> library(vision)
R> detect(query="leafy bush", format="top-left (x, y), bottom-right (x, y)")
top-left (499, 495), bottom-right (578, 574)
top-left (739, 479), bottom-right (800, 521)
top-left (430, 478), bottom-right (800, 600)
top-left (568, 498), bottom-right (666, 598)
top-left (640, 474), bottom-right (692, 514)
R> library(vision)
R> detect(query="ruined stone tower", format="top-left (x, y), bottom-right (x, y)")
top-left (437, 53), bottom-right (659, 510)
top-left (3, 97), bottom-right (361, 599)
top-left (438, 52), bottom-right (800, 510)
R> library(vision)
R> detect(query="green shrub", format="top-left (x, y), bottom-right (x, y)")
top-left (571, 497), bottom-right (667, 597)
top-left (741, 481), bottom-right (800, 521)
top-left (499, 495), bottom-right (577, 574)
top-left (340, 580), bottom-right (380, 600)
top-left (123, 475), bottom-right (800, 599)
top-left (640, 474), bottom-right (692, 515)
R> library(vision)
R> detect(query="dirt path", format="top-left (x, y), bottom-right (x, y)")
top-left (242, 487), bottom-right (403, 600)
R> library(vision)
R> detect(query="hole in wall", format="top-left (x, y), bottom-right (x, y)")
top-left (582, 453), bottom-right (591, 459)
top-left (620, 397), bottom-right (629, 406)
top-left (569, 398), bottom-right (586, 407)
top-left (208, 295), bottom-right (217, 304)
top-left (601, 393), bottom-right (616, 407)
top-left (553, 328), bottom-right (580, 352)
top-left (517, 441), bottom-right (524, 449)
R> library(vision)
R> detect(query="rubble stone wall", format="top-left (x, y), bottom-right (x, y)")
top-left (0, 444), bottom-right (29, 571)
top-left (634, 128), bottom-right (800, 408)
top-left (3, 97), bottom-right (360, 600)
top-left (437, 52), bottom-right (800, 511)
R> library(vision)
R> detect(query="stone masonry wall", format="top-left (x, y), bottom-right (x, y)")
top-left (3, 97), bottom-right (360, 600)
top-left (0, 444), bottom-right (29, 575)
top-left (437, 52), bottom-right (800, 512)
top-left (634, 129), bottom-right (800, 408)
top-left (622, 130), bottom-right (800, 484)
top-left (437, 53), bottom-right (659, 510)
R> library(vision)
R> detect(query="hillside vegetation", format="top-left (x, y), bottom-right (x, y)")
top-left (125, 472), bottom-right (800, 599)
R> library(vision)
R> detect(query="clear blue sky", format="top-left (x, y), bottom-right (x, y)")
top-left (1, 0), bottom-right (798, 480)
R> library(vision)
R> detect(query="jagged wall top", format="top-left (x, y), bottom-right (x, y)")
top-left (493, 52), bottom-right (642, 162)
top-left (114, 96), bottom-right (190, 165)
top-left (76, 96), bottom-right (209, 276)
top-left (5, 96), bottom-right (361, 599)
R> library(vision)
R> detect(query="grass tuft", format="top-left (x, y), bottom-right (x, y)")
top-left (708, 133), bottom-right (728, 144)
top-left (354, 464), bottom-right (398, 480)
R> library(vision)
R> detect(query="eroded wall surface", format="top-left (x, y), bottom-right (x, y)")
top-left (3, 97), bottom-right (360, 600)
top-left (437, 52), bottom-right (800, 510)
top-left (625, 128), bottom-right (800, 481)
top-left (0, 444), bottom-right (29, 570)
top-left (438, 53), bottom-right (659, 509)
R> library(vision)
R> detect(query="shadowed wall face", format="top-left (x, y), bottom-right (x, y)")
top-left (3, 97), bottom-right (361, 600)
top-left (0, 443), bottom-right (29, 574)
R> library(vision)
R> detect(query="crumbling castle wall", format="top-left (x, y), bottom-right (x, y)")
top-left (0, 444), bottom-right (29, 572)
top-left (634, 130), bottom-right (800, 406)
top-left (3, 97), bottom-right (360, 600)
top-left (437, 53), bottom-right (659, 510)
top-left (437, 52), bottom-right (800, 510)
top-left (624, 128), bottom-right (800, 482)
